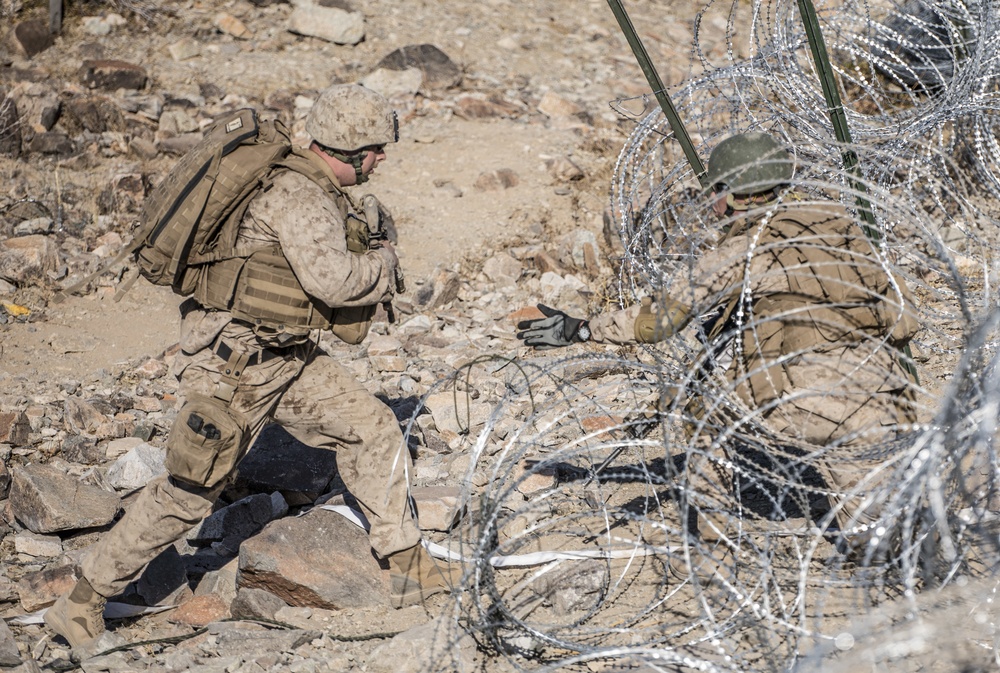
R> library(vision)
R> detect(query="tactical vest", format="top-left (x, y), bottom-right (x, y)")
top-left (193, 149), bottom-right (377, 344)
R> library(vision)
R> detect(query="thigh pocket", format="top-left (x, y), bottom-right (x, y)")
top-left (166, 394), bottom-right (250, 488)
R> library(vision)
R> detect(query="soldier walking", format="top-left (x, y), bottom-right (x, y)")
top-left (46, 84), bottom-right (457, 649)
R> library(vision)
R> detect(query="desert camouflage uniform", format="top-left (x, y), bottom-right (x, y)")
top-left (590, 202), bottom-right (919, 538)
top-left (83, 150), bottom-right (420, 598)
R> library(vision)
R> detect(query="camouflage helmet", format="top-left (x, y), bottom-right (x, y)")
top-left (305, 84), bottom-right (399, 152)
top-left (705, 132), bottom-right (794, 195)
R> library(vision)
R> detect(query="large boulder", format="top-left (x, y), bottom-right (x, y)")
top-left (238, 507), bottom-right (387, 609)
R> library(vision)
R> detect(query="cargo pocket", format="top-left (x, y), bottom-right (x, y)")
top-left (165, 394), bottom-right (249, 488)
top-left (330, 304), bottom-right (377, 345)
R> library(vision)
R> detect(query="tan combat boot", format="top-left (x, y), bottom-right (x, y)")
top-left (387, 544), bottom-right (461, 608)
top-left (43, 577), bottom-right (107, 648)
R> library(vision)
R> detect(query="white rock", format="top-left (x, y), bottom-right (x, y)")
top-left (14, 530), bottom-right (62, 557)
top-left (287, 5), bottom-right (365, 45)
top-left (106, 443), bottom-right (166, 492)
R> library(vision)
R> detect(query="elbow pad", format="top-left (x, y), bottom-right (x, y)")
top-left (633, 295), bottom-right (691, 343)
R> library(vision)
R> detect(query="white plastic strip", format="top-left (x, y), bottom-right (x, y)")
top-left (317, 504), bottom-right (674, 567)
top-left (8, 603), bottom-right (173, 626)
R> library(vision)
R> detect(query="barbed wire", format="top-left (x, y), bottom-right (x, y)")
top-left (419, 1), bottom-right (1000, 671)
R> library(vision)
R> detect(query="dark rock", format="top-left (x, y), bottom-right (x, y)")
top-left (230, 587), bottom-right (289, 621)
top-left (189, 492), bottom-right (288, 554)
top-left (11, 20), bottom-right (53, 59)
top-left (0, 617), bottom-right (21, 667)
top-left (414, 268), bottom-right (461, 308)
top-left (376, 44), bottom-right (461, 90)
top-left (238, 507), bottom-right (388, 609)
top-left (0, 89), bottom-right (20, 158)
top-left (64, 397), bottom-right (109, 435)
top-left (24, 131), bottom-right (75, 156)
top-left (62, 95), bottom-right (126, 134)
top-left (79, 59), bottom-right (148, 91)
top-left (61, 435), bottom-right (103, 464)
top-left (0, 411), bottom-right (29, 445)
top-left (0, 463), bottom-right (8, 500)
top-left (16, 564), bottom-right (78, 612)
top-left (9, 463), bottom-right (120, 534)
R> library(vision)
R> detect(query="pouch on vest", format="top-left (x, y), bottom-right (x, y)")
top-left (166, 394), bottom-right (250, 488)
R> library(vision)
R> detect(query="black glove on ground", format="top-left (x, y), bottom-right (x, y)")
top-left (516, 304), bottom-right (590, 349)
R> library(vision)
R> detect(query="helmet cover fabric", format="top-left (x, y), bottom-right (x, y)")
top-left (306, 84), bottom-right (399, 152)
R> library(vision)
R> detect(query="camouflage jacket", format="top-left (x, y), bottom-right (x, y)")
top-left (589, 201), bottom-right (919, 408)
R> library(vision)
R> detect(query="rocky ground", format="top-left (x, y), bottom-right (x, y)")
top-left (0, 0), bottom-right (750, 671)
top-left (1, 1), bottom-right (994, 672)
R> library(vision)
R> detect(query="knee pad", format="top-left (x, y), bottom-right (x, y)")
top-left (166, 394), bottom-right (250, 488)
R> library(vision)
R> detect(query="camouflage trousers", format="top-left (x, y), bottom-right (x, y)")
top-left (82, 336), bottom-right (421, 598)
top-left (683, 389), bottom-right (911, 542)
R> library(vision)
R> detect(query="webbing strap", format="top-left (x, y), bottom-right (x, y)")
top-left (213, 342), bottom-right (251, 404)
top-left (169, 148), bottom-right (224, 292)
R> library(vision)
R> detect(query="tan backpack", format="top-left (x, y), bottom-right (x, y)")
top-left (133, 108), bottom-right (293, 295)
top-left (59, 108), bottom-right (293, 300)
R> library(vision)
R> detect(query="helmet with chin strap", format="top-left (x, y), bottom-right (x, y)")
top-left (306, 84), bottom-right (399, 184)
top-left (706, 132), bottom-right (794, 210)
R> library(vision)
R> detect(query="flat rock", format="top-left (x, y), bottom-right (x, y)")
top-left (9, 463), bottom-right (120, 534)
top-left (0, 235), bottom-right (61, 284)
top-left (238, 507), bottom-right (388, 609)
top-left (361, 67), bottom-right (423, 98)
top-left (0, 411), bottom-right (30, 445)
top-left (199, 622), bottom-right (319, 660)
top-left (482, 253), bottom-right (523, 287)
top-left (366, 615), bottom-right (476, 673)
top-left (170, 593), bottom-right (230, 626)
top-left (14, 530), bottom-right (62, 557)
top-left (61, 95), bottom-right (126, 134)
top-left (64, 396), bottom-right (109, 435)
top-left (230, 586), bottom-right (288, 621)
top-left (287, 4), bottom-right (365, 45)
top-left (425, 392), bottom-right (491, 436)
top-left (23, 131), bottom-right (75, 155)
top-left (414, 268), bottom-right (460, 308)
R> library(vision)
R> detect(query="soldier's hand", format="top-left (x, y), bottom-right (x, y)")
top-left (516, 304), bottom-right (590, 349)
top-left (378, 241), bottom-right (399, 275)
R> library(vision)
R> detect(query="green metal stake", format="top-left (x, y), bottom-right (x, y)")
top-left (796, 0), bottom-right (879, 240)
top-left (606, 0), bottom-right (709, 189)
top-left (796, 0), bottom-right (919, 383)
